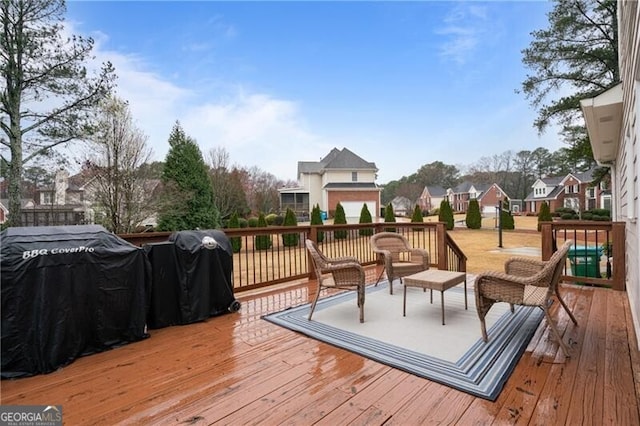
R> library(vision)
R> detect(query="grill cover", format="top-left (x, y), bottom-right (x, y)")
top-left (1, 225), bottom-right (151, 379)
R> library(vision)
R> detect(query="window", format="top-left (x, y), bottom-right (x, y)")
top-left (351, 172), bottom-right (358, 182)
top-left (42, 192), bottom-right (53, 205)
top-left (586, 187), bottom-right (595, 198)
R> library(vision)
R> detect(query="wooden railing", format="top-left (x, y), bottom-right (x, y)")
top-left (120, 222), bottom-right (467, 293)
top-left (540, 221), bottom-right (626, 291)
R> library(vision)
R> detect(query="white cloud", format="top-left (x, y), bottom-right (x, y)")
top-left (436, 4), bottom-right (488, 65)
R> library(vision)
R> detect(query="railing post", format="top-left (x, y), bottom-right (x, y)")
top-left (436, 222), bottom-right (447, 270)
top-left (540, 222), bottom-right (554, 261)
top-left (308, 226), bottom-right (318, 280)
top-left (611, 222), bottom-right (626, 291)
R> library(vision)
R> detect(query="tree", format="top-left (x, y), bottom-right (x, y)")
top-left (438, 200), bottom-right (454, 230)
top-left (537, 201), bottom-right (552, 232)
top-left (241, 166), bottom-right (282, 214)
top-left (310, 203), bottom-right (324, 242)
top-left (281, 208), bottom-right (299, 247)
top-left (384, 202), bottom-right (396, 232)
top-left (254, 212), bottom-right (272, 250)
top-left (227, 212), bottom-right (242, 253)
top-left (334, 202), bottom-right (348, 239)
top-left (500, 198), bottom-right (515, 230)
top-left (87, 96), bottom-right (155, 233)
top-left (358, 203), bottom-right (373, 236)
top-left (466, 199), bottom-right (482, 229)
top-left (1, 0), bottom-right (115, 226)
top-left (409, 204), bottom-right (424, 233)
top-left (157, 122), bottom-right (219, 231)
top-left (521, 0), bottom-right (618, 165)
top-left (207, 146), bottom-right (248, 220)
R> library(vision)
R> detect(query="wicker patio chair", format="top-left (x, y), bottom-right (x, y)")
top-left (305, 239), bottom-right (366, 323)
top-left (369, 232), bottom-right (430, 295)
top-left (474, 240), bottom-right (578, 357)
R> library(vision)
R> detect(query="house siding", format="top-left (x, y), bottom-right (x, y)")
top-left (618, 1), bottom-right (640, 345)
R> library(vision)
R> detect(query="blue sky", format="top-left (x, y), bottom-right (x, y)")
top-left (66, 1), bottom-right (559, 183)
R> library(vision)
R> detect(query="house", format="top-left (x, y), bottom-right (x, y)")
top-left (20, 169), bottom-right (94, 226)
top-left (580, 1), bottom-right (639, 343)
top-left (390, 196), bottom-right (413, 217)
top-left (279, 147), bottom-right (381, 222)
top-left (524, 168), bottom-right (609, 214)
top-left (417, 185), bottom-right (446, 214)
top-left (417, 182), bottom-right (510, 215)
top-left (524, 176), bottom-right (566, 213)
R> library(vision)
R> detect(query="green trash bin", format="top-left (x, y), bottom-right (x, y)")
top-left (567, 245), bottom-right (603, 283)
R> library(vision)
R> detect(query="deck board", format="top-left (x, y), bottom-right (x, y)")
top-left (2, 270), bottom-right (640, 425)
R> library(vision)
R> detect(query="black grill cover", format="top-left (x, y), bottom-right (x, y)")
top-left (1, 225), bottom-right (151, 379)
top-left (146, 229), bottom-right (237, 327)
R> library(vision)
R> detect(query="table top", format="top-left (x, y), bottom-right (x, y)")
top-left (403, 269), bottom-right (466, 290)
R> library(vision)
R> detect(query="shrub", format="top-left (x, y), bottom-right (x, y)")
top-left (438, 200), bottom-right (454, 230)
top-left (410, 204), bottom-right (424, 232)
top-left (560, 213), bottom-right (574, 220)
top-left (358, 203), bottom-right (374, 236)
top-left (499, 199), bottom-right (514, 230)
top-left (537, 201), bottom-right (552, 231)
top-left (334, 202), bottom-right (348, 239)
top-left (310, 204), bottom-right (324, 243)
top-left (247, 217), bottom-right (259, 227)
top-left (384, 203), bottom-right (396, 232)
top-left (273, 214), bottom-right (285, 226)
top-left (265, 213), bottom-right (278, 225)
top-left (254, 213), bottom-right (273, 250)
top-left (281, 208), bottom-right (300, 247)
top-left (238, 217), bottom-right (248, 228)
top-left (465, 199), bottom-right (481, 229)
top-left (227, 212), bottom-right (242, 253)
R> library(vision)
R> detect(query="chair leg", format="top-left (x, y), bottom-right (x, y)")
top-left (374, 267), bottom-right (386, 286)
top-left (308, 287), bottom-right (322, 321)
top-left (358, 286), bottom-right (365, 323)
top-left (556, 287), bottom-right (578, 325)
top-left (543, 307), bottom-right (571, 357)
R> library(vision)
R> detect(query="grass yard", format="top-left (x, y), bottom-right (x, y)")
top-left (428, 214), bottom-right (542, 274)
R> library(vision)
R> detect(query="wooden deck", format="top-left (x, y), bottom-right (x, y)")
top-left (2, 267), bottom-right (640, 425)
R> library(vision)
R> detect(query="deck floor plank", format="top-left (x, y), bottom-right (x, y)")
top-left (1, 275), bottom-right (639, 425)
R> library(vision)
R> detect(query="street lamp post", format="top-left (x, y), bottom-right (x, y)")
top-left (496, 203), bottom-right (503, 248)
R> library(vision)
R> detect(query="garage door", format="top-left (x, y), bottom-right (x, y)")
top-left (341, 201), bottom-right (377, 222)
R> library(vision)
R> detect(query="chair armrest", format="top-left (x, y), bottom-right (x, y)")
top-left (329, 255), bottom-right (360, 265)
top-left (505, 257), bottom-right (546, 277)
top-left (329, 262), bottom-right (365, 284)
top-left (409, 248), bottom-right (430, 265)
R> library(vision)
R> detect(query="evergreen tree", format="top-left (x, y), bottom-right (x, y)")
top-left (1, 0), bottom-right (116, 226)
top-left (500, 198), bottom-right (515, 230)
top-left (228, 212), bottom-right (242, 253)
top-left (537, 201), bottom-right (552, 232)
top-left (384, 203), bottom-right (396, 232)
top-left (521, 0), bottom-right (618, 166)
top-left (410, 204), bottom-right (423, 232)
top-left (310, 204), bottom-right (324, 243)
top-left (466, 199), bottom-right (482, 229)
top-left (334, 202), bottom-right (348, 239)
top-left (254, 212), bottom-right (273, 250)
top-left (438, 200), bottom-right (454, 230)
top-left (282, 208), bottom-right (300, 247)
top-left (358, 203), bottom-right (373, 236)
top-left (157, 122), bottom-right (220, 231)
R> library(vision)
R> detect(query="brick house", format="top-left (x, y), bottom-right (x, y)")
top-left (524, 168), bottom-right (609, 214)
top-left (279, 147), bottom-right (381, 221)
top-left (418, 182), bottom-right (510, 215)
top-left (416, 185), bottom-right (446, 214)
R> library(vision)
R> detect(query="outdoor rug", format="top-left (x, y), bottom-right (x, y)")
top-left (262, 280), bottom-right (544, 401)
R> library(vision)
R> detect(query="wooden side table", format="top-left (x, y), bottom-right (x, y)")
top-left (403, 269), bottom-right (467, 325)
